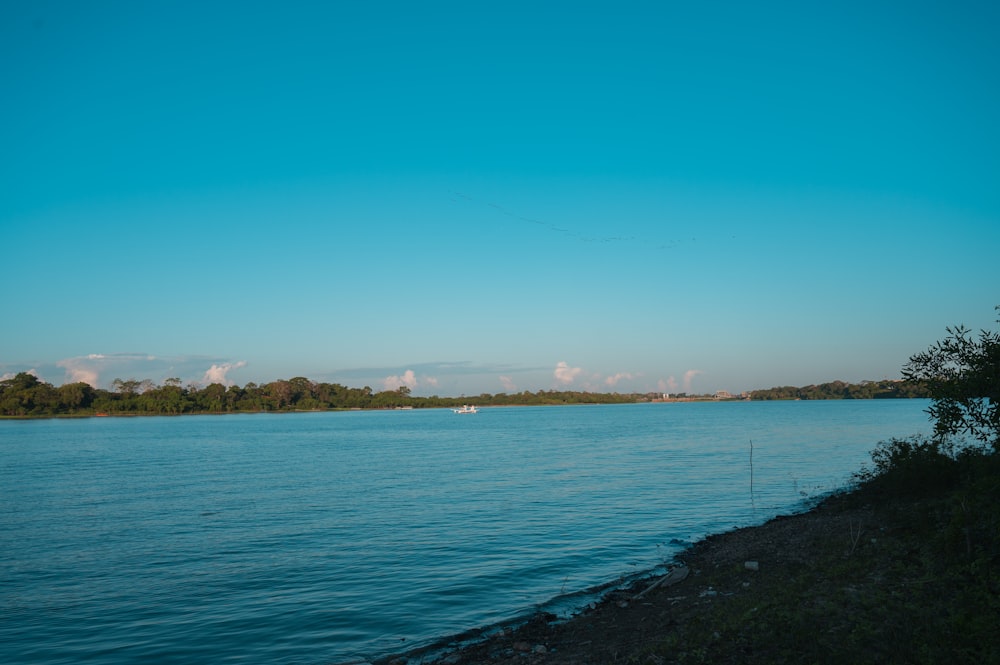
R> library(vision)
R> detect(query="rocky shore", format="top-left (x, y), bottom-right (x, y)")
top-left (375, 476), bottom-right (998, 665)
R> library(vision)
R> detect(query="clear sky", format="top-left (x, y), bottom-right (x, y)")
top-left (2, 1), bottom-right (998, 396)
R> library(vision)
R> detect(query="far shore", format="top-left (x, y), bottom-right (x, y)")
top-left (0, 394), bottom-right (929, 421)
top-left (0, 373), bottom-right (929, 419)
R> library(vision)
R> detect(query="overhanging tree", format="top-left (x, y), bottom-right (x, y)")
top-left (903, 307), bottom-right (1000, 450)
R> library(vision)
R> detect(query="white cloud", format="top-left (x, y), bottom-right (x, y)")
top-left (382, 369), bottom-right (418, 391)
top-left (659, 377), bottom-right (679, 393)
top-left (202, 361), bottom-right (248, 386)
top-left (554, 361), bottom-right (583, 385)
top-left (604, 372), bottom-right (636, 387)
top-left (499, 375), bottom-right (517, 392)
top-left (683, 369), bottom-right (704, 392)
top-left (57, 352), bottom-right (159, 388)
top-left (51, 353), bottom-right (249, 389)
top-left (332, 361), bottom-right (541, 396)
top-left (57, 357), bottom-right (102, 387)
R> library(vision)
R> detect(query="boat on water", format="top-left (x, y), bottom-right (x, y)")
top-left (452, 405), bottom-right (479, 414)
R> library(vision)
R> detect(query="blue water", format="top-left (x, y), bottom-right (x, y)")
top-left (1, 401), bottom-right (932, 664)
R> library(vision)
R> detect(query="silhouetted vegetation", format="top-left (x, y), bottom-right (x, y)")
top-left (903, 306), bottom-right (1000, 450)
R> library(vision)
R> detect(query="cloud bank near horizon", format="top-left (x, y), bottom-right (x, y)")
top-left (4, 354), bottom-right (711, 397)
top-left (322, 360), bottom-right (674, 395)
top-left (5, 353), bottom-right (252, 389)
top-left (551, 361), bottom-right (704, 394)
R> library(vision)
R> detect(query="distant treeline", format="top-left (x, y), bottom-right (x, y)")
top-left (749, 379), bottom-right (929, 401)
top-left (0, 373), bottom-right (928, 418)
top-left (0, 372), bottom-right (642, 417)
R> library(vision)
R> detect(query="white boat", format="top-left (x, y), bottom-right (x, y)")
top-left (452, 405), bottom-right (479, 414)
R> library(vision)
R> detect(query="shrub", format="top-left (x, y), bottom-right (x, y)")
top-left (855, 435), bottom-right (961, 497)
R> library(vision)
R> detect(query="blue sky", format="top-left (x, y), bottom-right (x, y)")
top-left (2, 1), bottom-right (998, 396)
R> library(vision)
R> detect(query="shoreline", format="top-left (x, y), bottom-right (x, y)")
top-left (371, 472), bottom-right (995, 665)
top-left (0, 396), bottom-right (929, 421)
top-left (371, 493), bottom-right (847, 665)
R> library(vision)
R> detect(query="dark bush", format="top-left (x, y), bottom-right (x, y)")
top-left (855, 435), bottom-right (962, 497)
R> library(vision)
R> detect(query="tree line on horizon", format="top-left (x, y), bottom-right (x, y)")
top-left (749, 379), bottom-right (929, 401)
top-left (0, 372), bottom-right (929, 417)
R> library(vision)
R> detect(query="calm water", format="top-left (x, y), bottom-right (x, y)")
top-left (1, 401), bottom-right (931, 664)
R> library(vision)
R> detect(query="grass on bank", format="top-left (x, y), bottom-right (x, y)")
top-left (644, 435), bottom-right (1000, 665)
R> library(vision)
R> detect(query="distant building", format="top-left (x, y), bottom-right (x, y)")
top-left (714, 390), bottom-right (733, 399)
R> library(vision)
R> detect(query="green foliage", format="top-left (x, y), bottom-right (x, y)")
top-left (850, 311), bottom-right (1000, 626)
top-left (903, 307), bottom-right (1000, 450)
top-left (0, 376), bottom-right (660, 417)
top-left (750, 379), bottom-right (929, 401)
top-left (853, 433), bottom-right (1000, 571)
top-left (0, 374), bottom-right (932, 418)
top-left (854, 435), bottom-right (961, 497)
top-left (0, 372), bottom-right (60, 415)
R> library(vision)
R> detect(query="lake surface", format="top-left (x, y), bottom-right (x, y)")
top-left (1, 400), bottom-right (932, 664)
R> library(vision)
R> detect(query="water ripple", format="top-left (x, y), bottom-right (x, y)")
top-left (1, 402), bottom-right (931, 664)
